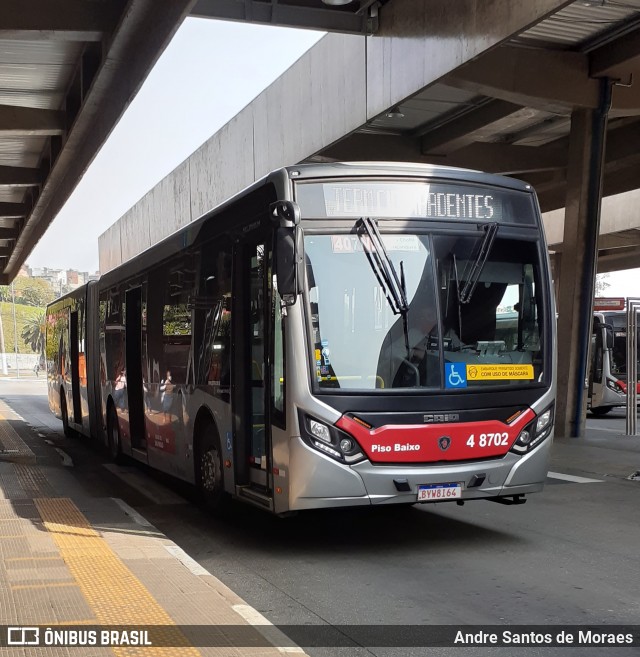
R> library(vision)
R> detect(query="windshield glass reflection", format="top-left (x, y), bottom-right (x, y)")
top-left (305, 232), bottom-right (545, 392)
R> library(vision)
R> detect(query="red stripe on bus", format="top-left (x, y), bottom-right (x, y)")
top-left (336, 409), bottom-right (536, 463)
top-left (615, 380), bottom-right (640, 394)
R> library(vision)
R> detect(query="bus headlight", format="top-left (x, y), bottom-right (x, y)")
top-left (309, 419), bottom-right (332, 444)
top-left (536, 409), bottom-right (552, 434)
top-left (510, 405), bottom-right (554, 454)
top-left (340, 438), bottom-right (354, 452)
top-left (300, 411), bottom-right (365, 464)
top-left (606, 378), bottom-right (624, 393)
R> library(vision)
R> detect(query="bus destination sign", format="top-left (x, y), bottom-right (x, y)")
top-left (325, 183), bottom-right (497, 220)
top-left (293, 181), bottom-right (540, 223)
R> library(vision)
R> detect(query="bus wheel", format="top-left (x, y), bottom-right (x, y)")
top-left (60, 390), bottom-right (73, 438)
top-left (196, 422), bottom-right (227, 511)
top-left (107, 405), bottom-right (123, 463)
top-left (590, 406), bottom-right (612, 416)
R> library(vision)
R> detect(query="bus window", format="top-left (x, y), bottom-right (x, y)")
top-left (104, 289), bottom-right (124, 383)
top-left (195, 244), bottom-right (232, 396)
top-left (162, 259), bottom-right (196, 384)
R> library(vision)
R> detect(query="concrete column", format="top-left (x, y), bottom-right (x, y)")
top-left (555, 81), bottom-right (611, 437)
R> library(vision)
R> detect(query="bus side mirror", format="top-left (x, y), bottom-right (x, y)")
top-left (275, 226), bottom-right (304, 305)
top-left (271, 200), bottom-right (303, 305)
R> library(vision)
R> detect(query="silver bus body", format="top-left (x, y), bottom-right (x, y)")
top-left (589, 306), bottom-right (639, 414)
top-left (47, 162), bottom-right (556, 514)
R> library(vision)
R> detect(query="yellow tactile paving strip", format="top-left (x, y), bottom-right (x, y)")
top-left (0, 411), bottom-right (34, 462)
top-left (15, 463), bottom-right (57, 497)
top-left (35, 497), bottom-right (203, 657)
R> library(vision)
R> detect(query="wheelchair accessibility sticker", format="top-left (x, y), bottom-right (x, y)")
top-left (445, 363), bottom-right (467, 388)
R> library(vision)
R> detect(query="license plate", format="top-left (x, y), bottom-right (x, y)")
top-left (417, 483), bottom-right (462, 501)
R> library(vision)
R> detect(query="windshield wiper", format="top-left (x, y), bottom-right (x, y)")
top-left (357, 217), bottom-right (411, 355)
top-left (459, 222), bottom-right (498, 304)
top-left (357, 217), bottom-right (409, 315)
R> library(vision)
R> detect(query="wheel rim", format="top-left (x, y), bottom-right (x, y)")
top-left (201, 448), bottom-right (219, 493)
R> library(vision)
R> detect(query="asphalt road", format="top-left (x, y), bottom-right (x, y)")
top-left (2, 380), bottom-right (639, 657)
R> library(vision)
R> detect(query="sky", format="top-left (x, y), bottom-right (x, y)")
top-left (597, 270), bottom-right (640, 300)
top-left (26, 16), bottom-right (640, 296)
top-left (27, 18), bottom-right (323, 273)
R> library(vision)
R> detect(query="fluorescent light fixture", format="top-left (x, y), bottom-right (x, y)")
top-left (322, 0), bottom-right (353, 5)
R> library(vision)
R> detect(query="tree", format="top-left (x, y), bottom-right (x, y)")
top-left (595, 273), bottom-right (611, 296)
top-left (21, 312), bottom-right (45, 358)
top-left (1, 278), bottom-right (56, 307)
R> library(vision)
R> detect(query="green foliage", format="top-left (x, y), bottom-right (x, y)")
top-left (21, 312), bottom-right (45, 356)
top-left (0, 278), bottom-right (56, 307)
top-left (163, 304), bottom-right (191, 336)
top-left (0, 302), bottom-right (45, 354)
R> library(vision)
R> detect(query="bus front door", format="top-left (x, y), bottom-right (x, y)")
top-left (233, 234), bottom-right (273, 498)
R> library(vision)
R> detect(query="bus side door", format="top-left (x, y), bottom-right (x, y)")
top-left (233, 229), bottom-right (273, 495)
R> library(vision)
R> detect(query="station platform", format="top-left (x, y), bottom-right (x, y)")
top-left (0, 396), bottom-right (307, 656)
top-left (0, 386), bottom-right (639, 655)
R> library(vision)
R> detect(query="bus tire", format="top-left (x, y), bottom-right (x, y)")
top-left (60, 389), bottom-right (73, 438)
top-left (107, 404), bottom-right (123, 463)
top-left (195, 421), bottom-right (228, 512)
top-left (589, 406), bottom-right (612, 416)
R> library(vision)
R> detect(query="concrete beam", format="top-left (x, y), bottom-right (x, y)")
top-left (447, 46), bottom-right (599, 113)
top-left (435, 142), bottom-right (567, 174)
top-left (420, 100), bottom-right (522, 154)
top-left (597, 246), bottom-right (640, 273)
top-left (0, 203), bottom-right (28, 218)
top-left (367, 0), bottom-right (575, 119)
top-left (522, 118), bottom-right (640, 211)
top-left (0, 0), bottom-right (125, 41)
top-left (544, 187), bottom-right (640, 254)
top-left (590, 22), bottom-right (640, 78)
top-left (0, 166), bottom-right (42, 187)
top-left (595, 229), bottom-right (640, 251)
top-left (0, 105), bottom-right (66, 137)
top-left (447, 44), bottom-right (640, 117)
top-left (192, 0), bottom-right (370, 35)
top-left (0, 227), bottom-right (19, 240)
top-left (319, 132), bottom-right (426, 162)
top-left (552, 230), bottom-right (640, 253)
top-left (317, 134), bottom-right (570, 177)
top-left (5, 0), bottom-right (198, 281)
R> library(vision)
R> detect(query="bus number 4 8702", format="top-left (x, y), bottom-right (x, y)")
top-left (466, 433), bottom-right (509, 448)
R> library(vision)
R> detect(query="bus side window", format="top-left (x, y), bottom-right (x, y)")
top-left (163, 258), bottom-right (196, 385)
top-left (104, 289), bottom-right (124, 382)
top-left (195, 243), bottom-right (232, 396)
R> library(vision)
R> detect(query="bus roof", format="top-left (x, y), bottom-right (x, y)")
top-left (279, 162), bottom-right (534, 193)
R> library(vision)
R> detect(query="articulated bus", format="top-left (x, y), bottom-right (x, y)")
top-left (589, 297), bottom-right (640, 415)
top-left (47, 162), bottom-right (556, 514)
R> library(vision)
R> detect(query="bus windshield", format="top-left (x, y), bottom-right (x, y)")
top-left (305, 230), bottom-right (545, 391)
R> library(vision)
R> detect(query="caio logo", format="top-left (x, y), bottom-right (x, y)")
top-left (424, 413), bottom-right (459, 423)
